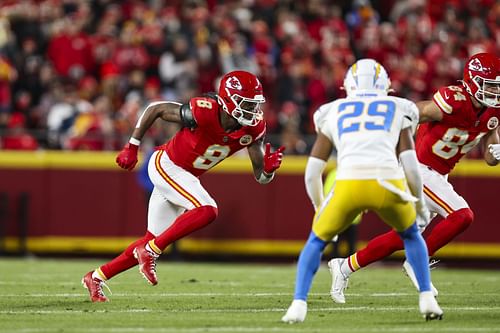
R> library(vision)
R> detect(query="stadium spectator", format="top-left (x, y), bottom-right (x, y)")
top-left (1, 112), bottom-right (38, 150)
top-left (82, 70), bottom-right (285, 302)
top-left (328, 52), bottom-right (500, 302)
top-left (0, 0), bottom-right (497, 152)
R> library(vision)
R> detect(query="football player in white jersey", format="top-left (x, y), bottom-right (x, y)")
top-left (282, 59), bottom-right (443, 323)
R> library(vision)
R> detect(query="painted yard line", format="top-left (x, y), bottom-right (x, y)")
top-left (3, 328), bottom-right (498, 333)
top-left (0, 292), bottom-right (485, 297)
top-left (1, 306), bottom-right (499, 314)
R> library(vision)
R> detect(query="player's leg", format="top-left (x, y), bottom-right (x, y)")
top-left (337, 229), bottom-right (403, 279)
top-left (377, 185), bottom-right (442, 320)
top-left (282, 180), bottom-right (360, 323)
top-left (327, 180), bottom-right (404, 303)
top-left (135, 150), bottom-right (218, 285)
top-left (421, 169), bottom-right (473, 256)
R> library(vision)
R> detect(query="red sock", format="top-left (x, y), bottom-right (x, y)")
top-left (425, 208), bottom-right (474, 256)
top-left (356, 229), bottom-right (404, 268)
top-left (153, 206), bottom-right (218, 251)
top-left (99, 231), bottom-right (155, 280)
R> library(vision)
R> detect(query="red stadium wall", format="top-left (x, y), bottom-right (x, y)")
top-left (0, 151), bottom-right (499, 259)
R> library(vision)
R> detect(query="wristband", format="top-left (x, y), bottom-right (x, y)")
top-left (257, 171), bottom-right (274, 184)
top-left (129, 137), bottom-right (141, 146)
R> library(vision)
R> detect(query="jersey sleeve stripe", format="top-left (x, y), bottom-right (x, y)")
top-left (155, 151), bottom-right (202, 208)
top-left (423, 185), bottom-right (454, 214)
top-left (433, 91), bottom-right (453, 114)
top-left (255, 127), bottom-right (266, 141)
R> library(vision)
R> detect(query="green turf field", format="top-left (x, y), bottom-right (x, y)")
top-left (0, 258), bottom-right (499, 333)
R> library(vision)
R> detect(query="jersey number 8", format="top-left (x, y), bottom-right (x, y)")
top-left (193, 144), bottom-right (230, 170)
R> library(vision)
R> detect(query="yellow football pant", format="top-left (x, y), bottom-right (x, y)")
top-left (312, 179), bottom-right (416, 241)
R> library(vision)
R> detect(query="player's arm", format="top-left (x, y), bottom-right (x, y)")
top-left (484, 127), bottom-right (500, 166)
top-left (305, 132), bottom-right (333, 209)
top-left (247, 139), bottom-right (285, 184)
top-left (397, 128), bottom-right (429, 226)
top-left (116, 101), bottom-right (196, 171)
top-left (416, 100), bottom-right (443, 123)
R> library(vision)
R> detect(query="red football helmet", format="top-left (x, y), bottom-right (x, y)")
top-left (462, 52), bottom-right (500, 108)
top-left (218, 70), bottom-right (265, 126)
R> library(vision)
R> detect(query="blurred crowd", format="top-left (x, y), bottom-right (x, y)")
top-left (0, 0), bottom-right (497, 154)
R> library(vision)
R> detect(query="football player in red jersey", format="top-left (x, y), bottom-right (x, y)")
top-left (82, 70), bottom-right (285, 302)
top-left (328, 52), bottom-right (500, 303)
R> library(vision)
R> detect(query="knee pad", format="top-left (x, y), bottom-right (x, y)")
top-left (199, 205), bottom-right (218, 223)
top-left (448, 208), bottom-right (474, 230)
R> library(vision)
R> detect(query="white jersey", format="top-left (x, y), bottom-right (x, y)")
top-left (315, 94), bottom-right (419, 180)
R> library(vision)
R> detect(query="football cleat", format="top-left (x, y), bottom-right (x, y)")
top-left (328, 258), bottom-right (349, 303)
top-left (419, 291), bottom-right (444, 321)
top-left (281, 299), bottom-right (307, 324)
top-left (133, 245), bottom-right (159, 285)
top-left (402, 260), bottom-right (439, 297)
top-left (82, 271), bottom-right (110, 302)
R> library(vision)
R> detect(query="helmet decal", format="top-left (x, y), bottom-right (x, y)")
top-left (468, 58), bottom-right (484, 71)
top-left (226, 76), bottom-right (243, 90)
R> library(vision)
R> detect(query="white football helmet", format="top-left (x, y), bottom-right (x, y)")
top-left (343, 59), bottom-right (391, 97)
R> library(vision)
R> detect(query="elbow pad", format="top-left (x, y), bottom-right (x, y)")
top-left (305, 157), bottom-right (327, 209)
top-left (180, 104), bottom-right (197, 128)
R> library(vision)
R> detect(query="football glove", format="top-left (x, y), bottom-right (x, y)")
top-left (488, 144), bottom-right (500, 160)
top-left (263, 143), bottom-right (285, 174)
top-left (116, 143), bottom-right (139, 171)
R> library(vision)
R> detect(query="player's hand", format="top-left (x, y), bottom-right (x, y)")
top-left (488, 144), bottom-right (500, 160)
top-left (415, 199), bottom-right (430, 229)
top-left (116, 143), bottom-right (139, 171)
top-left (263, 143), bottom-right (285, 174)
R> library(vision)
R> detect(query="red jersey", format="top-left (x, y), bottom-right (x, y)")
top-left (416, 85), bottom-right (500, 175)
top-left (162, 96), bottom-right (266, 177)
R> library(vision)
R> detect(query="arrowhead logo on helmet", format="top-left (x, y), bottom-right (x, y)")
top-left (226, 76), bottom-right (243, 90)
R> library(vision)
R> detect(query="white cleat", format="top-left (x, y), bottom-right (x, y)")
top-left (328, 258), bottom-right (348, 304)
top-left (281, 299), bottom-right (307, 324)
top-left (403, 260), bottom-right (439, 297)
top-left (419, 291), bottom-right (444, 321)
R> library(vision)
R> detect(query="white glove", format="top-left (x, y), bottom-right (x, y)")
top-left (488, 144), bottom-right (500, 160)
top-left (415, 200), bottom-right (430, 229)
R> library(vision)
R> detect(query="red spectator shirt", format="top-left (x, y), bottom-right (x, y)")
top-left (416, 85), bottom-right (500, 175)
top-left (162, 96), bottom-right (266, 177)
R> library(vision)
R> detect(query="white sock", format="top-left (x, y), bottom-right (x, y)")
top-left (91, 270), bottom-right (104, 281)
top-left (340, 259), bottom-right (353, 278)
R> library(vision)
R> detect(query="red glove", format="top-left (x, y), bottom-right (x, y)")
top-left (116, 143), bottom-right (139, 171)
top-left (263, 143), bottom-right (285, 174)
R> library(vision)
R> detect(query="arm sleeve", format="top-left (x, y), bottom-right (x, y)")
top-left (304, 156), bottom-right (327, 209)
top-left (399, 150), bottom-right (423, 201)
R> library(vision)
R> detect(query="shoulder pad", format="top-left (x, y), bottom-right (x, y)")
top-left (313, 102), bottom-right (334, 133)
top-left (433, 85), bottom-right (469, 115)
